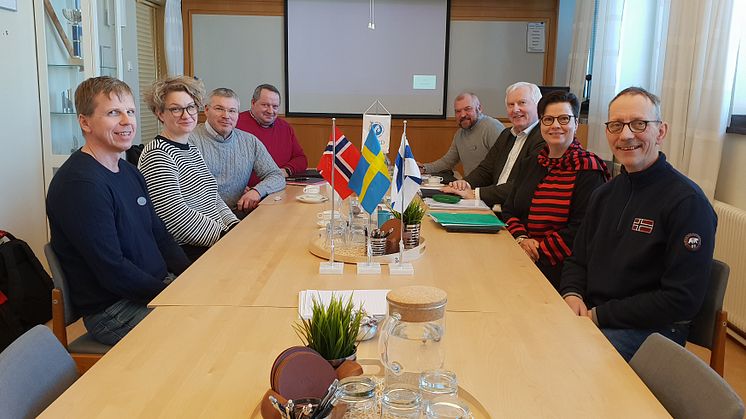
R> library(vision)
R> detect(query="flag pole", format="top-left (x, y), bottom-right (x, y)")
top-left (320, 118), bottom-right (343, 274)
top-left (398, 120), bottom-right (406, 265)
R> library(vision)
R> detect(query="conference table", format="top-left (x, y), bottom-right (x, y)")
top-left (40, 186), bottom-right (670, 418)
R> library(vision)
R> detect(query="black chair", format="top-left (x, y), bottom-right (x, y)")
top-left (688, 259), bottom-right (729, 376)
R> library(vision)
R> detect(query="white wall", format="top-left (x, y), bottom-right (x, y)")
top-left (715, 133), bottom-right (746, 210)
top-left (0, 2), bottom-right (49, 259)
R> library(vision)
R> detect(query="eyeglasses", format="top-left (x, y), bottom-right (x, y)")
top-left (604, 120), bottom-right (661, 134)
top-left (211, 106), bottom-right (238, 116)
top-left (540, 114), bottom-right (575, 126)
top-left (166, 104), bottom-right (198, 117)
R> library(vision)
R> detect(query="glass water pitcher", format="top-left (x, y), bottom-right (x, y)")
top-left (378, 286), bottom-right (448, 387)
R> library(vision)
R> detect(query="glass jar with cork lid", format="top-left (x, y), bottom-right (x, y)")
top-left (378, 285), bottom-right (447, 387)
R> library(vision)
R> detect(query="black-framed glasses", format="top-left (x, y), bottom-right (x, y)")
top-left (605, 120), bottom-right (661, 134)
top-left (167, 104), bottom-right (198, 117)
top-left (540, 114), bottom-right (575, 126)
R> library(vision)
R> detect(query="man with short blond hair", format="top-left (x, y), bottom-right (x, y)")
top-left (47, 76), bottom-right (190, 345)
top-left (190, 87), bottom-right (285, 218)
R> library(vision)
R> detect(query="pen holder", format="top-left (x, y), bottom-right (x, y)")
top-left (370, 237), bottom-right (387, 256)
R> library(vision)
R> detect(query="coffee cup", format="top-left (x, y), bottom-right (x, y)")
top-left (423, 175), bottom-right (443, 186)
top-left (303, 185), bottom-right (321, 194)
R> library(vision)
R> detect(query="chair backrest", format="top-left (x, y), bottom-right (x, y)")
top-left (0, 325), bottom-right (78, 419)
top-left (44, 243), bottom-right (78, 325)
top-left (689, 259), bottom-right (729, 349)
top-left (630, 333), bottom-right (744, 419)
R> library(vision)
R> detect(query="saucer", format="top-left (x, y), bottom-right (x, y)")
top-left (297, 194), bottom-right (328, 204)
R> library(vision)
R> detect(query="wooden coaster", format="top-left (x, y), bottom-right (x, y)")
top-left (270, 346), bottom-right (317, 391)
top-left (274, 351), bottom-right (337, 400)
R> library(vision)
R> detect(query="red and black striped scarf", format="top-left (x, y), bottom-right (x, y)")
top-left (509, 140), bottom-right (609, 265)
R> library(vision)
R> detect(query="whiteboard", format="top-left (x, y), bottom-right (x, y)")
top-left (190, 15), bottom-right (545, 117)
top-left (192, 14), bottom-right (284, 111)
top-left (446, 21), bottom-right (544, 118)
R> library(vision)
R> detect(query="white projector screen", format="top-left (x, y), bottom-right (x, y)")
top-left (285, 0), bottom-right (449, 117)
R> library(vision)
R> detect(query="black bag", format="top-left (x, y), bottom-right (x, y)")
top-left (0, 231), bottom-right (53, 351)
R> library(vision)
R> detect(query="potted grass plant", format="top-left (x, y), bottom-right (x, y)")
top-left (293, 293), bottom-right (365, 367)
top-left (389, 195), bottom-right (427, 248)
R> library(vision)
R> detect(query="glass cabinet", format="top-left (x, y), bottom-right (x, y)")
top-left (35, 0), bottom-right (124, 189)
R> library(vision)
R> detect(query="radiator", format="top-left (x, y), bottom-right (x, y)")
top-left (713, 200), bottom-right (746, 337)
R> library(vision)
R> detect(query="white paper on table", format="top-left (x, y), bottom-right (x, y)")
top-left (298, 289), bottom-right (390, 320)
top-left (423, 197), bottom-right (491, 211)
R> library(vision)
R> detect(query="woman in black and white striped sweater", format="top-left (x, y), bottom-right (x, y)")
top-left (139, 76), bottom-right (238, 261)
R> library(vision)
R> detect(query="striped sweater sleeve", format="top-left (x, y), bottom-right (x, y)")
top-left (138, 143), bottom-right (224, 247)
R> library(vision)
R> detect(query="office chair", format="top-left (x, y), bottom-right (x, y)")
top-left (630, 333), bottom-right (744, 419)
top-left (44, 244), bottom-right (111, 374)
top-left (688, 259), bottom-right (729, 376)
top-left (0, 325), bottom-right (79, 419)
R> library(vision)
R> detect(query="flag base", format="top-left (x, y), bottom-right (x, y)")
top-left (356, 262), bottom-right (381, 275)
top-left (319, 261), bottom-right (344, 275)
top-left (389, 262), bottom-right (414, 275)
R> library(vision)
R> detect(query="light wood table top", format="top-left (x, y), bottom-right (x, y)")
top-left (40, 305), bottom-right (669, 418)
top-left (149, 186), bottom-right (559, 311)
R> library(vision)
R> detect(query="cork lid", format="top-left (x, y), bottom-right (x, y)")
top-left (386, 286), bottom-right (447, 322)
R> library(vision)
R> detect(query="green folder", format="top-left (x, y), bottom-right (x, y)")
top-left (429, 212), bottom-right (506, 227)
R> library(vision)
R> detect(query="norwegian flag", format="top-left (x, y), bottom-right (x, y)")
top-left (632, 218), bottom-right (655, 234)
top-left (317, 127), bottom-right (362, 199)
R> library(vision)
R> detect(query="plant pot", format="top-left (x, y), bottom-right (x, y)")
top-left (326, 349), bottom-right (357, 368)
top-left (370, 237), bottom-right (387, 256)
top-left (403, 223), bottom-right (421, 249)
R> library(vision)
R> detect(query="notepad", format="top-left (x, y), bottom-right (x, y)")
top-left (298, 289), bottom-right (390, 320)
top-left (429, 212), bottom-right (505, 227)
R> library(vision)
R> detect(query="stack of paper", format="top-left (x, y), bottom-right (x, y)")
top-left (429, 211), bottom-right (505, 233)
top-left (423, 197), bottom-right (491, 211)
top-left (298, 289), bottom-right (390, 320)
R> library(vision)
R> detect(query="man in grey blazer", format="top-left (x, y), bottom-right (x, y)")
top-left (442, 82), bottom-right (545, 209)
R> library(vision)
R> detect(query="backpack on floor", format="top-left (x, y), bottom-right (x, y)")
top-left (0, 230), bottom-right (53, 351)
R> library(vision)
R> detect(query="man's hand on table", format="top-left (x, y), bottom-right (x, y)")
top-left (237, 187), bottom-right (262, 211)
top-left (564, 295), bottom-right (589, 317)
top-left (441, 180), bottom-right (475, 199)
top-left (518, 238), bottom-right (540, 262)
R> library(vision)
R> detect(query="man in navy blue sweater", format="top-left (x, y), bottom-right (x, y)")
top-left (559, 87), bottom-right (717, 361)
top-left (46, 77), bottom-right (190, 345)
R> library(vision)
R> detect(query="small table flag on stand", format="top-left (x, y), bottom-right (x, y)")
top-left (349, 126), bottom-right (392, 275)
top-left (390, 121), bottom-right (421, 276)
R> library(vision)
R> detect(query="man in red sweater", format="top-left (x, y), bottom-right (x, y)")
top-left (236, 84), bottom-right (308, 186)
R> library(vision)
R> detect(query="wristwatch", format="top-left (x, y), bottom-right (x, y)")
top-left (516, 236), bottom-right (528, 245)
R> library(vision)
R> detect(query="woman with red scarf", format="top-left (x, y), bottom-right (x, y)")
top-left (502, 91), bottom-right (610, 289)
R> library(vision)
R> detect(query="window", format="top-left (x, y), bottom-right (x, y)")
top-left (727, 1), bottom-right (746, 134)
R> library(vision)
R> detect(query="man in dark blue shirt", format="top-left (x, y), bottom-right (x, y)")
top-left (46, 76), bottom-right (190, 345)
top-left (560, 87), bottom-right (717, 361)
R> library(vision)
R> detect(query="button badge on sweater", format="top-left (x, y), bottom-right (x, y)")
top-left (137, 196), bottom-right (147, 206)
top-left (683, 233), bottom-right (702, 252)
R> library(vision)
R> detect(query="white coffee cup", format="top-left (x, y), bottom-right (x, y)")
top-left (424, 175), bottom-right (443, 186)
top-left (303, 185), bottom-right (321, 194)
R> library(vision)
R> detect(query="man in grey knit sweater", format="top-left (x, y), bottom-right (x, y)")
top-left (190, 88), bottom-right (285, 219)
top-left (418, 92), bottom-right (504, 177)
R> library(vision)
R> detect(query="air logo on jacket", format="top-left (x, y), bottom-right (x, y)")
top-left (683, 233), bottom-right (702, 252)
top-left (631, 217), bottom-right (654, 234)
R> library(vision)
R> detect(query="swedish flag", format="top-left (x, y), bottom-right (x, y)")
top-left (349, 126), bottom-right (391, 214)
